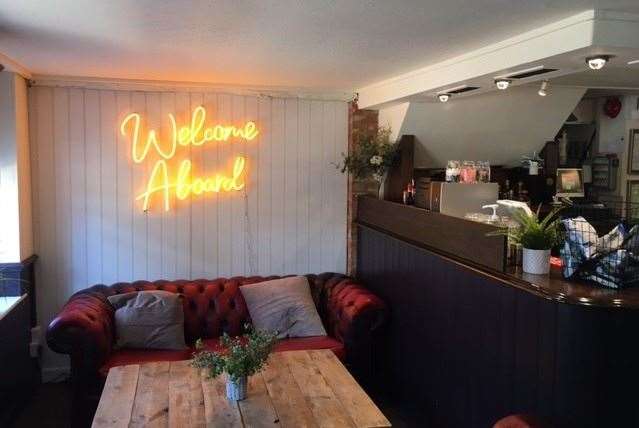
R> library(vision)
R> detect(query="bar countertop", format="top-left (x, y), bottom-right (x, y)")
top-left (506, 266), bottom-right (639, 308)
top-left (356, 196), bottom-right (639, 309)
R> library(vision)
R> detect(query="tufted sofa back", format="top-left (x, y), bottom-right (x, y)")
top-left (108, 278), bottom-right (256, 343)
top-left (84, 275), bottom-right (326, 344)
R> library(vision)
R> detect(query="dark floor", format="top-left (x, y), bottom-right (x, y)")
top-left (10, 381), bottom-right (422, 428)
top-left (11, 382), bottom-right (72, 428)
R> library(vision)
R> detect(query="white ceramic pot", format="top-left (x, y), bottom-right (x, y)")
top-left (522, 248), bottom-right (551, 275)
top-left (528, 161), bottom-right (539, 175)
top-left (226, 376), bottom-right (247, 401)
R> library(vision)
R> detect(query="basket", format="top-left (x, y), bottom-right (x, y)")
top-left (559, 202), bottom-right (639, 288)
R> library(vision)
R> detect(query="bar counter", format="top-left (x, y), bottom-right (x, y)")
top-left (356, 196), bottom-right (639, 427)
top-left (357, 195), bottom-right (639, 309)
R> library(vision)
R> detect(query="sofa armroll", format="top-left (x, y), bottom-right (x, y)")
top-left (46, 287), bottom-right (116, 374)
top-left (312, 274), bottom-right (387, 347)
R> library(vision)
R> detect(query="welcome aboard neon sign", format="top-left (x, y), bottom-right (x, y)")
top-left (120, 106), bottom-right (259, 212)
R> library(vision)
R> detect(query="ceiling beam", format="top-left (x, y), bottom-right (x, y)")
top-left (357, 10), bottom-right (639, 109)
top-left (0, 52), bottom-right (32, 79)
top-left (30, 74), bottom-right (355, 101)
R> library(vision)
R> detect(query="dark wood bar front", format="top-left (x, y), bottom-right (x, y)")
top-left (356, 197), bottom-right (639, 427)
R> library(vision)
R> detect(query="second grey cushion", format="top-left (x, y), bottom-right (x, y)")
top-left (239, 276), bottom-right (327, 339)
top-left (107, 290), bottom-right (187, 350)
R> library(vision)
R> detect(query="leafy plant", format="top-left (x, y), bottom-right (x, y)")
top-left (492, 205), bottom-right (564, 250)
top-left (336, 126), bottom-right (397, 181)
top-left (191, 325), bottom-right (277, 382)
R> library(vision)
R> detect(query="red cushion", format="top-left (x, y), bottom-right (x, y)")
top-left (99, 336), bottom-right (345, 377)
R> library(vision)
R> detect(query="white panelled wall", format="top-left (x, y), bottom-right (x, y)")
top-left (29, 85), bottom-right (348, 372)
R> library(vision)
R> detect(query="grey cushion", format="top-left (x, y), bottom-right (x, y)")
top-left (239, 276), bottom-right (327, 339)
top-left (107, 290), bottom-right (187, 350)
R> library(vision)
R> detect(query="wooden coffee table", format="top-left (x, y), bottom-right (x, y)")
top-left (92, 349), bottom-right (391, 427)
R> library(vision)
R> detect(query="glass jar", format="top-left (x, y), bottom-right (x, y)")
top-left (477, 161), bottom-right (491, 183)
top-left (460, 161), bottom-right (476, 183)
top-left (445, 160), bottom-right (460, 182)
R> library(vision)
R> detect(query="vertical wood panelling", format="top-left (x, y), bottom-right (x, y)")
top-left (30, 86), bottom-right (348, 369)
top-left (257, 97), bottom-right (272, 275)
top-left (130, 92), bottom-right (148, 281)
top-left (53, 88), bottom-right (71, 307)
top-left (115, 92), bottom-right (132, 281)
top-left (270, 98), bottom-right (285, 274)
top-left (69, 89), bottom-right (88, 293)
top-left (160, 92), bottom-right (177, 280)
top-left (145, 92), bottom-right (164, 280)
top-left (231, 95), bottom-right (246, 277)
top-left (284, 99), bottom-right (298, 274)
top-left (100, 91), bottom-right (118, 285)
top-left (174, 93), bottom-right (191, 279)
top-left (297, 100), bottom-right (310, 273)
top-left (217, 94), bottom-right (232, 277)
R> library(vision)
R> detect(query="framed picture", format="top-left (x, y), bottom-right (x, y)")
top-left (627, 180), bottom-right (639, 221)
top-left (628, 129), bottom-right (639, 174)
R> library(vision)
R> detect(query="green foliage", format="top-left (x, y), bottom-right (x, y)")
top-left (336, 126), bottom-right (397, 181)
top-left (492, 205), bottom-right (564, 250)
top-left (190, 325), bottom-right (277, 382)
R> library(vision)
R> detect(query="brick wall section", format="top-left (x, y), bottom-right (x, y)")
top-left (346, 104), bottom-right (379, 275)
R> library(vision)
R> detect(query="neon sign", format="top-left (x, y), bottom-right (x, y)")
top-left (120, 106), bottom-right (258, 212)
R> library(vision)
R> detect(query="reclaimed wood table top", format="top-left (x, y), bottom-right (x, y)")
top-left (92, 349), bottom-right (391, 427)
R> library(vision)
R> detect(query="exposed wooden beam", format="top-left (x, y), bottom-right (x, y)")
top-left (0, 52), bottom-right (32, 79)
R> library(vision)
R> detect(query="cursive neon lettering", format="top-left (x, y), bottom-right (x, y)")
top-left (136, 157), bottom-right (247, 212)
top-left (121, 106), bottom-right (259, 164)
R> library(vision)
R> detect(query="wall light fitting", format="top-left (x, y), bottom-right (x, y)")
top-left (438, 93), bottom-right (451, 103)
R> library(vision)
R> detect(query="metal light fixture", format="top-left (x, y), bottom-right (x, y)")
top-left (538, 80), bottom-right (549, 97)
top-left (586, 55), bottom-right (611, 70)
top-left (437, 93), bottom-right (451, 103)
top-left (494, 78), bottom-right (511, 90)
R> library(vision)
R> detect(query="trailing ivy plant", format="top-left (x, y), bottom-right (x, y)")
top-left (491, 205), bottom-right (564, 250)
top-left (191, 325), bottom-right (278, 381)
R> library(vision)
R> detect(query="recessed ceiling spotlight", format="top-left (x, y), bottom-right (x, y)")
top-left (538, 80), bottom-right (549, 97)
top-left (586, 55), bottom-right (612, 70)
top-left (628, 59), bottom-right (639, 65)
top-left (437, 93), bottom-right (451, 103)
top-left (494, 78), bottom-right (511, 90)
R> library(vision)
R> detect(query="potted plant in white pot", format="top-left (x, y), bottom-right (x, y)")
top-left (191, 325), bottom-right (277, 401)
top-left (494, 205), bottom-right (563, 274)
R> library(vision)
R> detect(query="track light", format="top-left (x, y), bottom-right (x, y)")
top-left (538, 80), bottom-right (549, 97)
top-left (494, 78), bottom-right (511, 90)
top-left (438, 93), bottom-right (451, 103)
top-left (586, 55), bottom-right (611, 70)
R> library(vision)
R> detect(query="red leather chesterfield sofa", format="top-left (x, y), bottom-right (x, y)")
top-left (47, 273), bottom-right (386, 426)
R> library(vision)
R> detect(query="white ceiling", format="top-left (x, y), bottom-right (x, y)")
top-left (2, 0), bottom-right (639, 91)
